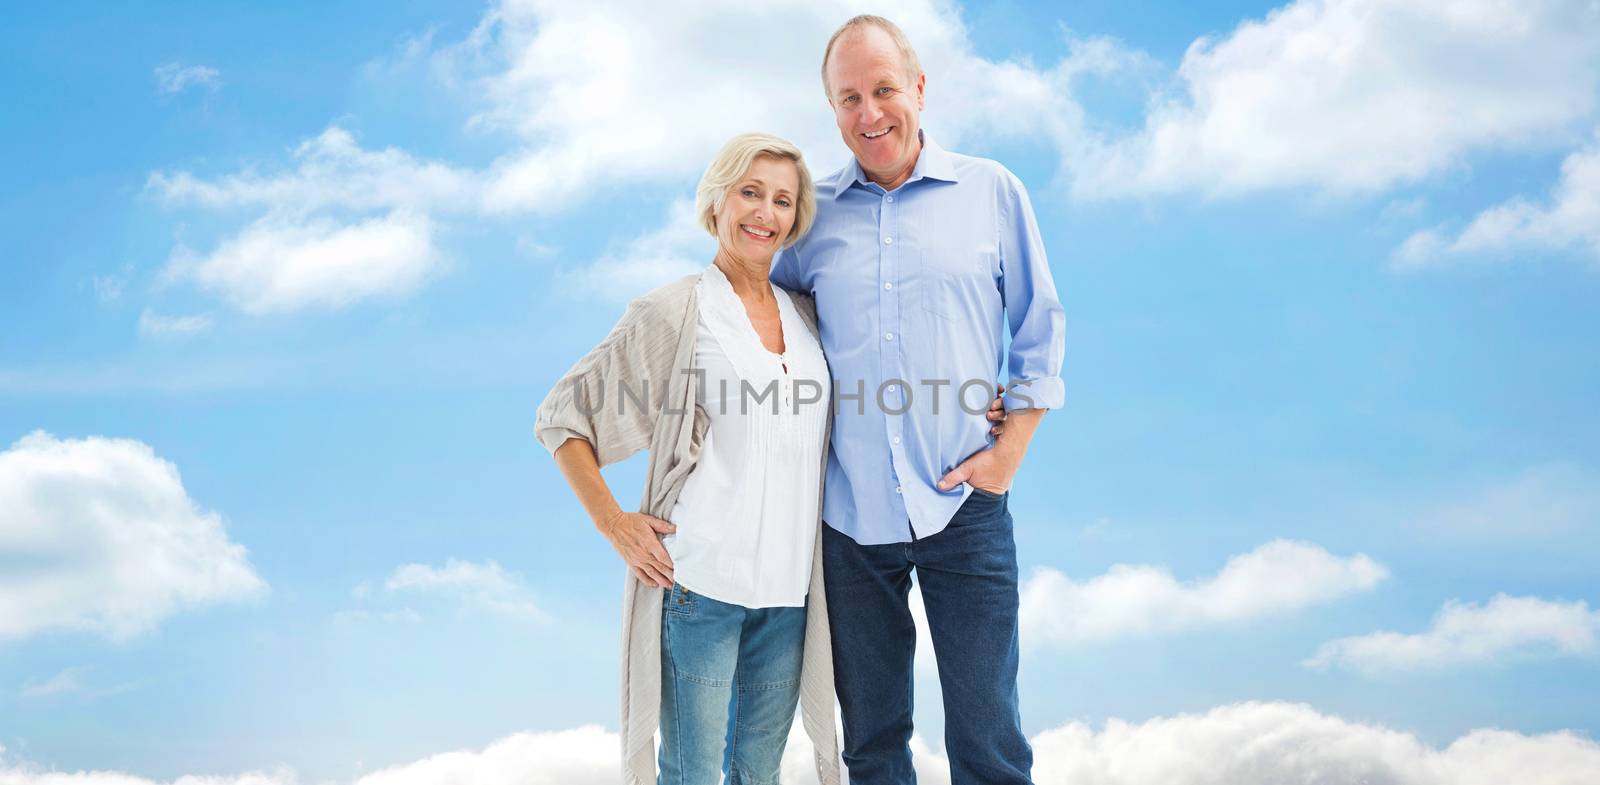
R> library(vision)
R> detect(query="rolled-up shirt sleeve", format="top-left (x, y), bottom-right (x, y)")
top-left (534, 299), bottom-right (670, 466)
top-left (997, 171), bottom-right (1066, 411)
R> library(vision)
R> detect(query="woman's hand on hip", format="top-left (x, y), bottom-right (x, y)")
top-left (601, 510), bottom-right (677, 588)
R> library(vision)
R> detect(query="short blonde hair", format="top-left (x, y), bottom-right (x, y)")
top-left (695, 132), bottom-right (816, 248)
top-left (821, 15), bottom-right (923, 100)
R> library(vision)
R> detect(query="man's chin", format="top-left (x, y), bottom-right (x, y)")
top-left (856, 152), bottom-right (899, 173)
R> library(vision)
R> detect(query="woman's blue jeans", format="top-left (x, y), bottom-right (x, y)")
top-left (658, 583), bottom-right (806, 785)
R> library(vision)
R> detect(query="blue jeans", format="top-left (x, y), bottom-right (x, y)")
top-left (658, 583), bottom-right (806, 785)
top-left (823, 488), bottom-right (1033, 784)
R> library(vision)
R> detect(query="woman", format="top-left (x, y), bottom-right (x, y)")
top-left (535, 133), bottom-right (839, 785)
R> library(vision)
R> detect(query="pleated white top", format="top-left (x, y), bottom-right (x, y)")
top-left (664, 264), bottom-right (831, 608)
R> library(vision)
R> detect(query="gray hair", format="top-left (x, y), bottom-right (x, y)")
top-left (695, 133), bottom-right (816, 248)
top-left (821, 15), bottom-right (923, 100)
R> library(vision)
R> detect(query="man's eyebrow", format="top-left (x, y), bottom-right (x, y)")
top-left (836, 77), bottom-right (897, 96)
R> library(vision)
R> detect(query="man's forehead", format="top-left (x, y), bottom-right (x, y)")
top-left (827, 30), bottom-right (906, 84)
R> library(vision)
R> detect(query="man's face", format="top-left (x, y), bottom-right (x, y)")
top-left (825, 27), bottom-right (925, 189)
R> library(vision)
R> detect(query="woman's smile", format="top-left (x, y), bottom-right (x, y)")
top-left (740, 223), bottom-right (777, 241)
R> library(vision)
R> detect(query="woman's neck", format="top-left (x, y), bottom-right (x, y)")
top-left (713, 250), bottom-right (774, 304)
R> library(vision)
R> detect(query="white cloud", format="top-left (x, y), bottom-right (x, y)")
top-left (147, 0), bottom-right (1600, 308)
top-left (414, 0), bottom-right (1600, 263)
top-left (1393, 134), bottom-right (1600, 268)
top-left (1413, 463), bottom-right (1600, 540)
top-left (4, 704), bottom-right (1599, 785)
top-left (381, 558), bottom-right (547, 622)
top-left (149, 128), bottom-right (473, 314)
top-left (1378, 196), bottom-right (1428, 224)
top-left (19, 666), bottom-right (139, 700)
top-left (0, 431), bottom-right (266, 643)
top-left (154, 63), bottom-right (221, 95)
top-left (436, 0), bottom-right (1132, 286)
top-left (994, 701), bottom-right (1600, 785)
top-left (1020, 539), bottom-right (1388, 647)
top-left (355, 726), bottom-right (614, 785)
top-left (557, 200), bottom-right (708, 300)
top-left (441, 0), bottom-right (1103, 213)
top-left (138, 309), bottom-right (213, 337)
top-left (19, 666), bottom-right (91, 698)
top-left (150, 0), bottom-right (1123, 309)
top-left (330, 608), bottom-right (423, 626)
top-left (1069, 0), bottom-right (1600, 199)
top-left (1305, 594), bottom-right (1600, 673)
top-left (0, 768), bottom-right (296, 785)
top-left (166, 211), bottom-right (439, 314)
top-left (0, 728), bottom-right (616, 785)
top-left (150, 128), bottom-right (478, 216)
top-left (91, 274), bottom-right (126, 303)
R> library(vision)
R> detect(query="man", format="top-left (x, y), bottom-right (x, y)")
top-left (770, 14), bottom-right (1066, 785)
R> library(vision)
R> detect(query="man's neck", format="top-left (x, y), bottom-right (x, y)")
top-left (864, 139), bottom-right (923, 192)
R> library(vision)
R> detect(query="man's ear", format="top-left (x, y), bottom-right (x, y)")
top-left (914, 71), bottom-right (926, 110)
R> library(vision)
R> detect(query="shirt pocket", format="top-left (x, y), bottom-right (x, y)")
top-left (919, 242), bottom-right (999, 321)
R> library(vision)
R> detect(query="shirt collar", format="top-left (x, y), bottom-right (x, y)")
top-left (697, 263), bottom-right (801, 374)
top-left (831, 130), bottom-right (959, 200)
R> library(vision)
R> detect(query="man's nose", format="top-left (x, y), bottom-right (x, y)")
top-left (860, 97), bottom-right (884, 125)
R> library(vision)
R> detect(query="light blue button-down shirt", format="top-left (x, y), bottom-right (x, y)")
top-left (771, 135), bottom-right (1065, 545)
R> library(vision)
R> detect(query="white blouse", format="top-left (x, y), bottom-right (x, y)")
top-left (663, 265), bottom-right (831, 608)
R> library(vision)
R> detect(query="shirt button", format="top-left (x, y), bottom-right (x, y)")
top-left (884, 332), bottom-right (894, 341)
top-left (883, 236), bottom-right (893, 245)
top-left (892, 436), bottom-right (901, 445)
top-left (886, 195), bottom-right (894, 203)
top-left (895, 486), bottom-right (903, 494)
top-left (884, 282), bottom-right (893, 290)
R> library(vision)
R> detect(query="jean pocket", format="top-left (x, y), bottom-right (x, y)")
top-left (664, 582), bottom-right (696, 617)
top-left (969, 485), bottom-right (1007, 501)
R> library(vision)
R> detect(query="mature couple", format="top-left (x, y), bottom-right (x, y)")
top-left (536, 15), bottom-right (1064, 785)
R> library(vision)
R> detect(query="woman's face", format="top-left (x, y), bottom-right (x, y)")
top-left (715, 155), bottom-right (800, 266)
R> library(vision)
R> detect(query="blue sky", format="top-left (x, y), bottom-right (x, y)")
top-left (3, 1), bottom-right (1600, 783)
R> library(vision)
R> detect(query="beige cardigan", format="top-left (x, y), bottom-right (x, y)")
top-left (534, 271), bottom-right (841, 785)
